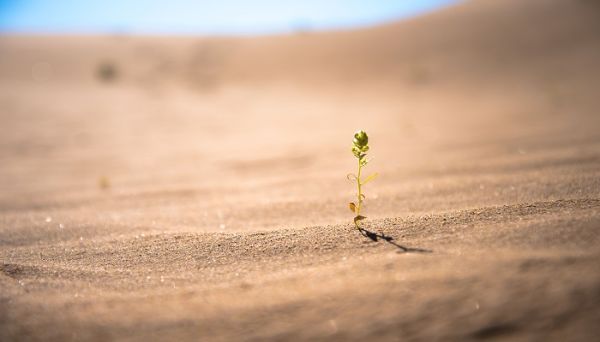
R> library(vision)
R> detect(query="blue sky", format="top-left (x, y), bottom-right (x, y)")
top-left (0, 0), bottom-right (457, 35)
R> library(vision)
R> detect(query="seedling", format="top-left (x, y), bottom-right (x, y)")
top-left (348, 130), bottom-right (378, 229)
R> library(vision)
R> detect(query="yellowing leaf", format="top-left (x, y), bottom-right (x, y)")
top-left (361, 173), bottom-right (379, 185)
top-left (349, 202), bottom-right (357, 213)
top-left (354, 215), bottom-right (367, 224)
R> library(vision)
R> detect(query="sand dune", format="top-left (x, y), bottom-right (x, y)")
top-left (1, 0), bottom-right (600, 340)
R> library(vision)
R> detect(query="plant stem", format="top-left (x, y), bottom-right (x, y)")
top-left (355, 158), bottom-right (362, 228)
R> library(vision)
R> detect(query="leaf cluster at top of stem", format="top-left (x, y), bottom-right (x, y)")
top-left (352, 130), bottom-right (369, 166)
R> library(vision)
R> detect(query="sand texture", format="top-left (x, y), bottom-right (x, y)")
top-left (1, 0), bottom-right (600, 340)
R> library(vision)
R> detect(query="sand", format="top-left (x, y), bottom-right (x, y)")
top-left (1, 0), bottom-right (600, 340)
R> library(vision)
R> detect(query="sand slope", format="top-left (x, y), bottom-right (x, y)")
top-left (1, 0), bottom-right (600, 340)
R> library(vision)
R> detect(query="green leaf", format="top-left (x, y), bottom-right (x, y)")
top-left (353, 130), bottom-right (369, 148)
top-left (354, 215), bottom-right (367, 224)
top-left (349, 202), bottom-right (357, 213)
top-left (361, 173), bottom-right (379, 185)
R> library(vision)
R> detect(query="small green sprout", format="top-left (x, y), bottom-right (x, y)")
top-left (348, 130), bottom-right (378, 229)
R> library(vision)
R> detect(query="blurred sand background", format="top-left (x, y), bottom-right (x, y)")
top-left (1, 0), bottom-right (600, 340)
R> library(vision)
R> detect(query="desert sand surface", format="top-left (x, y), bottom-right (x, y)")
top-left (1, 0), bottom-right (600, 340)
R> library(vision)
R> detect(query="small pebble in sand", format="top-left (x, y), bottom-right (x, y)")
top-left (98, 176), bottom-right (110, 190)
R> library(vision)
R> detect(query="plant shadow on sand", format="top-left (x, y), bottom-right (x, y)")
top-left (358, 228), bottom-right (432, 254)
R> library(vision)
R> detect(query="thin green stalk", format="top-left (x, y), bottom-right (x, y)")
top-left (356, 158), bottom-right (362, 216)
top-left (349, 130), bottom-right (377, 230)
